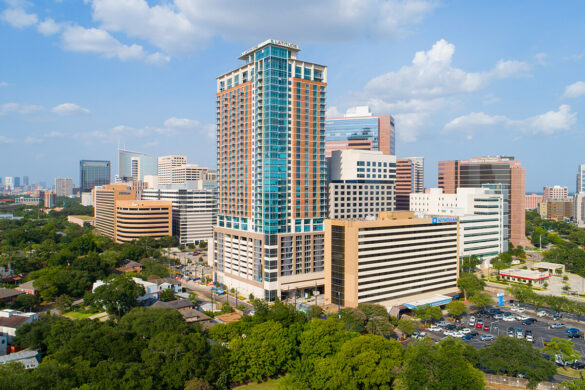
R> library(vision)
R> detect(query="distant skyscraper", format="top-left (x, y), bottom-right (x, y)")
top-left (210, 39), bottom-right (327, 301)
top-left (395, 157), bottom-right (424, 210)
top-left (577, 164), bottom-right (585, 193)
top-left (158, 155), bottom-right (187, 185)
top-left (438, 156), bottom-right (527, 246)
top-left (80, 160), bottom-right (111, 192)
top-left (55, 178), bottom-right (74, 197)
top-left (22, 176), bottom-right (29, 186)
top-left (118, 149), bottom-right (157, 182)
top-left (13, 177), bottom-right (20, 188)
top-left (4, 177), bottom-right (13, 191)
top-left (543, 185), bottom-right (568, 201)
top-left (325, 106), bottom-right (395, 157)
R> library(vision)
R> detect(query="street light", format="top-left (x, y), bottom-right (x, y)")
top-left (336, 291), bottom-right (341, 319)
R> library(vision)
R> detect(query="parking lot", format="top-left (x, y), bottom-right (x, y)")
top-left (422, 303), bottom-right (585, 356)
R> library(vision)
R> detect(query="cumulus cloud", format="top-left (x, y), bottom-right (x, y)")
top-left (43, 131), bottom-right (65, 138)
top-left (444, 105), bottom-right (577, 136)
top-left (37, 18), bottom-right (61, 35)
top-left (0, 7), bottom-right (37, 28)
top-left (52, 102), bottom-right (91, 115)
top-left (24, 136), bottom-right (43, 144)
top-left (562, 81), bottom-right (585, 99)
top-left (0, 102), bottom-right (44, 115)
top-left (61, 25), bottom-right (169, 64)
top-left (164, 117), bottom-right (200, 129)
top-left (0, 81), bottom-right (7, 87)
top-left (0, 135), bottom-right (14, 144)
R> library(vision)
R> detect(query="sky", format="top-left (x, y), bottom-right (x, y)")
top-left (0, 0), bottom-right (584, 192)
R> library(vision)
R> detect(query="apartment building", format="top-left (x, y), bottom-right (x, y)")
top-left (410, 187), bottom-right (506, 267)
top-left (396, 157), bottom-right (424, 211)
top-left (325, 106), bottom-right (395, 157)
top-left (543, 185), bottom-right (568, 201)
top-left (54, 177), bottom-right (73, 197)
top-left (525, 193), bottom-right (543, 210)
top-left (541, 199), bottom-right (573, 221)
top-left (577, 165), bottom-right (585, 193)
top-left (142, 187), bottom-right (217, 245)
top-left (574, 192), bottom-right (585, 228)
top-left (210, 39), bottom-right (327, 301)
top-left (324, 211), bottom-right (459, 309)
top-left (327, 149), bottom-right (396, 219)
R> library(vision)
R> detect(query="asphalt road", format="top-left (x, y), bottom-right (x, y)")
top-left (182, 282), bottom-right (255, 313)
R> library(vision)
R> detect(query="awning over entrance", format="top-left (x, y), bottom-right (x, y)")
top-left (403, 294), bottom-right (455, 309)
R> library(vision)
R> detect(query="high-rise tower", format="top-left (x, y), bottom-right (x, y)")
top-left (210, 39), bottom-right (328, 301)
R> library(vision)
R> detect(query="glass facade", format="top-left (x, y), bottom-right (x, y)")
top-left (80, 160), bottom-right (110, 192)
top-left (325, 117), bottom-right (380, 149)
top-left (118, 150), bottom-right (157, 181)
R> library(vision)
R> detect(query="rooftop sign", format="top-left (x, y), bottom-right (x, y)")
top-left (240, 39), bottom-right (299, 57)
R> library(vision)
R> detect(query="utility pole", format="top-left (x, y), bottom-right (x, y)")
top-left (236, 289), bottom-right (238, 308)
top-left (337, 291), bottom-right (341, 319)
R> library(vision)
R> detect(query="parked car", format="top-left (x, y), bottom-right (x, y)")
top-left (522, 318), bottom-right (537, 325)
top-left (476, 321), bottom-right (483, 329)
top-left (481, 334), bottom-right (495, 341)
top-left (570, 361), bottom-right (585, 370)
top-left (483, 324), bottom-right (491, 331)
top-left (494, 313), bottom-right (504, 320)
top-left (568, 333), bottom-right (583, 339)
top-left (516, 315), bottom-right (529, 321)
top-left (429, 325), bottom-right (442, 332)
top-left (550, 323), bottom-right (566, 329)
top-left (508, 327), bottom-right (515, 337)
top-left (516, 307), bottom-right (526, 313)
top-left (437, 321), bottom-right (450, 327)
top-left (493, 323), bottom-right (499, 330)
top-left (462, 334), bottom-right (474, 341)
top-left (468, 316), bottom-right (476, 326)
top-left (516, 328), bottom-right (523, 339)
top-left (567, 328), bottom-right (580, 334)
top-left (461, 328), bottom-right (471, 334)
top-left (412, 331), bottom-right (427, 339)
top-left (525, 330), bottom-right (534, 342)
top-left (503, 315), bottom-right (516, 322)
top-left (537, 310), bottom-right (547, 317)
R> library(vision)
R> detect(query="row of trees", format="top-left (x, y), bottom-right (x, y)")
top-left (507, 285), bottom-right (585, 318)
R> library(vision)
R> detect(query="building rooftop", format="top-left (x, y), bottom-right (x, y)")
top-left (152, 299), bottom-right (193, 310)
top-left (0, 350), bottom-right (39, 364)
top-left (0, 288), bottom-right (23, 300)
top-left (0, 314), bottom-right (30, 328)
top-left (239, 39), bottom-right (300, 59)
top-left (500, 268), bottom-right (550, 280)
top-left (149, 277), bottom-right (181, 286)
top-left (532, 262), bottom-right (565, 269)
top-left (16, 280), bottom-right (36, 291)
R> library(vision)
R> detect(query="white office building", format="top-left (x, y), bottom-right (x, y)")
top-left (171, 164), bottom-right (208, 184)
top-left (4, 177), bottom-right (13, 191)
top-left (410, 187), bottom-right (506, 268)
top-left (328, 149), bottom-right (396, 219)
top-left (54, 177), bottom-right (73, 197)
top-left (574, 192), bottom-right (585, 228)
top-left (578, 165), bottom-right (585, 194)
top-left (142, 185), bottom-right (217, 245)
top-left (158, 155), bottom-right (187, 185)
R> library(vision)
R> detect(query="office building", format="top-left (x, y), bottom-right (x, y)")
top-left (327, 149), bottom-right (396, 219)
top-left (324, 212), bottom-right (459, 309)
top-left (13, 177), bottom-right (20, 188)
top-left (574, 193), bottom-right (585, 228)
top-left (118, 149), bottom-right (157, 182)
top-left (410, 187), bottom-right (506, 266)
top-left (114, 200), bottom-right (172, 243)
top-left (171, 164), bottom-right (208, 184)
top-left (43, 191), bottom-right (55, 208)
top-left (210, 39), bottom-right (327, 301)
top-left (22, 176), bottom-right (29, 187)
top-left (325, 106), bottom-right (395, 157)
top-left (54, 178), bottom-right (73, 197)
top-left (438, 156), bottom-right (528, 246)
top-left (577, 165), bottom-right (585, 194)
top-left (395, 157), bottom-right (424, 211)
top-left (540, 199), bottom-right (573, 221)
top-left (142, 187), bottom-right (217, 245)
top-left (525, 193), bottom-right (543, 210)
top-left (543, 185), bottom-right (568, 201)
top-left (94, 184), bottom-right (137, 240)
top-left (80, 160), bottom-right (111, 192)
top-left (143, 175), bottom-right (159, 189)
top-left (158, 155), bottom-right (187, 185)
top-left (15, 197), bottom-right (40, 206)
top-left (4, 177), bottom-right (13, 191)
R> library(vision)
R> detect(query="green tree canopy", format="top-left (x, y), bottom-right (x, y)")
top-left (86, 275), bottom-right (145, 319)
top-left (457, 273), bottom-right (485, 300)
top-left (445, 300), bottom-right (467, 318)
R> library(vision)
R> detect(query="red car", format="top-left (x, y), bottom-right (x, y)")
top-left (476, 321), bottom-right (483, 329)
top-left (483, 324), bottom-right (490, 331)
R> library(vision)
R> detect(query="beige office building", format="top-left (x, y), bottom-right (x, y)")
top-left (158, 155), bottom-right (187, 185)
top-left (324, 212), bottom-right (459, 309)
top-left (94, 184), bottom-right (137, 240)
top-left (115, 200), bottom-right (172, 243)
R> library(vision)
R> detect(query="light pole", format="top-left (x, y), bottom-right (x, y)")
top-left (336, 291), bottom-right (341, 319)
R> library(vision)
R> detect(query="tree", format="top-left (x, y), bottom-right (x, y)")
top-left (53, 295), bottom-right (74, 314)
top-left (461, 255), bottom-right (481, 272)
top-left (470, 292), bottom-right (494, 311)
top-left (402, 337), bottom-right (485, 390)
top-left (298, 319), bottom-right (359, 360)
top-left (306, 305), bottom-right (323, 319)
top-left (185, 378), bottom-right (212, 390)
top-left (543, 337), bottom-right (580, 363)
top-left (312, 335), bottom-right (403, 390)
top-left (199, 241), bottom-right (207, 249)
top-left (415, 305), bottom-right (442, 325)
top-left (220, 302), bottom-right (233, 314)
top-left (12, 294), bottom-right (40, 311)
top-left (446, 300), bottom-right (467, 318)
top-left (159, 288), bottom-right (175, 302)
top-left (480, 336), bottom-right (556, 387)
top-left (339, 308), bottom-right (366, 333)
top-left (457, 273), bottom-right (485, 300)
top-left (397, 318), bottom-right (418, 337)
top-left (86, 275), bottom-right (145, 320)
top-left (562, 378), bottom-right (585, 390)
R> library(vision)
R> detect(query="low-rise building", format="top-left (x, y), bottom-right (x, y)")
top-left (324, 211), bottom-right (460, 309)
top-left (0, 350), bottom-right (40, 369)
top-left (540, 199), bottom-right (573, 221)
top-left (15, 197), bottom-right (40, 206)
top-left (15, 281), bottom-right (37, 296)
top-left (0, 288), bottom-right (23, 304)
top-left (114, 200), bottom-right (172, 243)
top-left (67, 215), bottom-right (96, 227)
top-left (0, 310), bottom-right (38, 355)
top-left (499, 268), bottom-right (550, 287)
top-left (115, 260), bottom-right (143, 274)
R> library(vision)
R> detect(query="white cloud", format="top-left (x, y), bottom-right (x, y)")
top-left (164, 117), bottom-right (200, 129)
top-left (37, 18), bottom-right (61, 35)
top-left (0, 81), bottom-right (7, 87)
top-left (0, 7), bottom-right (37, 28)
top-left (562, 81), bottom-right (585, 99)
top-left (444, 105), bottom-right (577, 136)
top-left (0, 135), bottom-right (14, 144)
top-left (51, 102), bottom-right (91, 115)
top-left (326, 106), bottom-right (342, 118)
top-left (43, 130), bottom-right (65, 138)
top-left (535, 52), bottom-right (548, 66)
top-left (24, 136), bottom-right (43, 144)
top-left (61, 25), bottom-right (169, 64)
top-left (88, 0), bottom-right (438, 55)
top-left (0, 103), bottom-right (44, 115)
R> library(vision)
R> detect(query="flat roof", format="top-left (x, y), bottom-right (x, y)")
top-left (239, 39), bottom-right (300, 59)
top-left (500, 268), bottom-right (550, 280)
top-left (533, 262), bottom-right (565, 269)
top-left (403, 294), bottom-right (454, 309)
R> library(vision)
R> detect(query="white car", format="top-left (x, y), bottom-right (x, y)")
top-left (503, 315), bottom-right (516, 322)
top-left (516, 315), bottom-right (529, 321)
top-left (516, 307), bottom-right (526, 313)
top-left (510, 306), bottom-right (519, 312)
top-left (461, 328), bottom-right (471, 334)
top-left (526, 334), bottom-right (534, 342)
top-left (444, 330), bottom-right (454, 336)
top-left (481, 334), bottom-right (495, 341)
top-left (453, 331), bottom-right (465, 338)
top-left (429, 325), bottom-right (442, 332)
top-left (537, 311), bottom-right (547, 317)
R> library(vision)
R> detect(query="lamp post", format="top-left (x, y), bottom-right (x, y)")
top-left (337, 291), bottom-right (341, 319)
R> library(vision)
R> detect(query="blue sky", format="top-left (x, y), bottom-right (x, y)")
top-left (1, 0), bottom-right (584, 192)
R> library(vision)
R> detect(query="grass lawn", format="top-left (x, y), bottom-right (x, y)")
top-left (558, 366), bottom-right (581, 378)
top-left (233, 376), bottom-right (285, 389)
top-left (64, 311), bottom-right (102, 319)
